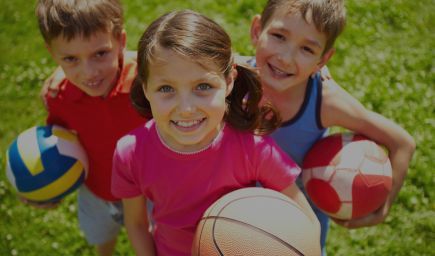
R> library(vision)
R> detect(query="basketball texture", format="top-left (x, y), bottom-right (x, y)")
top-left (192, 187), bottom-right (321, 256)
top-left (302, 133), bottom-right (392, 220)
top-left (5, 125), bottom-right (88, 203)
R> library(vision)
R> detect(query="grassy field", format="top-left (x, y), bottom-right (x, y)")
top-left (0, 0), bottom-right (434, 255)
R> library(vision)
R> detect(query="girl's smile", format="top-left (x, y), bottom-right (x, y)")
top-left (144, 47), bottom-right (234, 153)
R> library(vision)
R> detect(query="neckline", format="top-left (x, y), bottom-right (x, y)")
top-left (280, 75), bottom-right (315, 127)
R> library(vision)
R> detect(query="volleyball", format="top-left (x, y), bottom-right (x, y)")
top-left (5, 125), bottom-right (88, 203)
top-left (302, 133), bottom-right (392, 220)
top-left (192, 187), bottom-right (321, 256)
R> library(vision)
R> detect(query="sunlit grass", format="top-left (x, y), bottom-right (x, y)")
top-left (0, 0), bottom-right (433, 255)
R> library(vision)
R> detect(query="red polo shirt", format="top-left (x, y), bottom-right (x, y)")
top-left (45, 51), bottom-right (146, 201)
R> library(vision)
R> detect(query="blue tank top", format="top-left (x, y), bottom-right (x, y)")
top-left (245, 57), bottom-right (328, 166)
top-left (271, 73), bottom-right (328, 166)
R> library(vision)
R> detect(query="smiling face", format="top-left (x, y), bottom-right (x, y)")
top-left (251, 10), bottom-right (333, 93)
top-left (144, 48), bottom-right (234, 153)
top-left (47, 30), bottom-right (126, 97)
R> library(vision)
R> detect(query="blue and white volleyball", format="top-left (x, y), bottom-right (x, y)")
top-left (5, 125), bottom-right (88, 203)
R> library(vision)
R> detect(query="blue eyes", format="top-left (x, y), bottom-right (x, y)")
top-left (158, 85), bottom-right (174, 93)
top-left (157, 83), bottom-right (212, 93)
top-left (197, 83), bottom-right (212, 91)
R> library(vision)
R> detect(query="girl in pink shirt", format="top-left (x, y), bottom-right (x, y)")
top-left (111, 10), bottom-right (319, 256)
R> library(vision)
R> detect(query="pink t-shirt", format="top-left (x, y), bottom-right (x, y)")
top-left (112, 120), bottom-right (300, 256)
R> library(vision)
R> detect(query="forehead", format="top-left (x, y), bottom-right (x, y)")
top-left (266, 8), bottom-right (311, 29)
top-left (49, 30), bottom-right (119, 54)
top-left (265, 9), bottom-right (327, 46)
top-left (148, 48), bottom-right (223, 78)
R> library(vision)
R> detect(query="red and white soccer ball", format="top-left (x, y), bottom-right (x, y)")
top-left (302, 133), bottom-right (392, 220)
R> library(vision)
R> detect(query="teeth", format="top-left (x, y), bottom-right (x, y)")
top-left (273, 68), bottom-right (287, 75)
top-left (86, 80), bottom-right (100, 87)
top-left (269, 64), bottom-right (291, 76)
top-left (174, 120), bottom-right (201, 127)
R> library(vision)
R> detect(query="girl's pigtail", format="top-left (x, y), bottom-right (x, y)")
top-left (130, 75), bottom-right (152, 119)
top-left (226, 64), bottom-right (281, 135)
top-left (257, 100), bottom-right (282, 136)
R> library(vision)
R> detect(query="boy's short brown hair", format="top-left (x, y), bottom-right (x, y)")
top-left (260, 0), bottom-right (346, 53)
top-left (36, 0), bottom-right (124, 44)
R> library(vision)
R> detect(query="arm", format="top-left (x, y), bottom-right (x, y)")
top-left (123, 195), bottom-right (156, 256)
top-left (281, 183), bottom-right (321, 255)
top-left (281, 184), bottom-right (319, 225)
top-left (321, 80), bottom-right (416, 228)
top-left (40, 66), bottom-right (64, 109)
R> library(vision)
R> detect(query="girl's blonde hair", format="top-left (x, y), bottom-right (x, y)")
top-left (131, 10), bottom-right (280, 135)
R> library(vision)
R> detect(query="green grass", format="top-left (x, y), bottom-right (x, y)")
top-left (0, 0), bottom-right (434, 255)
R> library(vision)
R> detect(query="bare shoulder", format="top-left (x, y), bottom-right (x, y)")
top-left (321, 79), bottom-right (352, 111)
top-left (320, 79), bottom-right (368, 127)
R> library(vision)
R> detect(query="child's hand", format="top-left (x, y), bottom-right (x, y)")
top-left (331, 202), bottom-right (390, 229)
top-left (40, 67), bottom-right (64, 109)
top-left (19, 196), bottom-right (62, 210)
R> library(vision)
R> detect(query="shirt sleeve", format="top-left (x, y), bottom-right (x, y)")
top-left (111, 135), bottom-right (143, 198)
top-left (254, 135), bottom-right (301, 191)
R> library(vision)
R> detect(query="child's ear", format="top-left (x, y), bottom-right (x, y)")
top-left (45, 43), bottom-right (61, 65)
top-left (45, 43), bottom-right (53, 56)
top-left (313, 48), bottom-right (335, 74)
top-left (225, 66), bottom-right (238, 97)
top-left (250, 15), bottom-right (262, 46)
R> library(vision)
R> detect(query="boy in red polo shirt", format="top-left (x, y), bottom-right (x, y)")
top-left (29, 1), bottom-right (146, 255)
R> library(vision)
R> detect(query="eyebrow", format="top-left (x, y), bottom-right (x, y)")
top-left (273, 26), bottom-right (323, 50)
top-left (193, 74), bottom-right (225, 88)
top-left (304, 38), bottom-right (323, 50)
top-left (152, 73), bottom-right (222, 86)
top-left (56, 44), bottom-right (112, 57)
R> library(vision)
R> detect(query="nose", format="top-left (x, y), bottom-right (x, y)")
top-left (277, 45), bottom-right (295, 67)
top-left (177, 93), bottom-right (196, 116)
top-left (81, 60), bottom-right (99, 79)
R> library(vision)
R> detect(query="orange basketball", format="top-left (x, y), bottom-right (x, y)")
top-left (192, 187), bottom-right (321, 256)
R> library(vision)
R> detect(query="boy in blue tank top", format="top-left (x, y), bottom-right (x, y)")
top-left (247, 0), bottom-right (415, 254)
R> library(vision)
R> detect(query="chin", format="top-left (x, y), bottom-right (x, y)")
top-left (263, 81), bottom-right (289, 92)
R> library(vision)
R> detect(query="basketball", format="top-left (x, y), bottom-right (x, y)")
top-left (5, 125), bottom-right (88, 203)
top-left (192, 187), bottom-right (321, 256)
top-left (302, 133), bottom-right (392, 220)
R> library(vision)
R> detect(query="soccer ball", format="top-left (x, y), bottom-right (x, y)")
top-left (302, 133), bottom-right (392, 220)
top-left (5, 125), bottom-right (88, 203)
